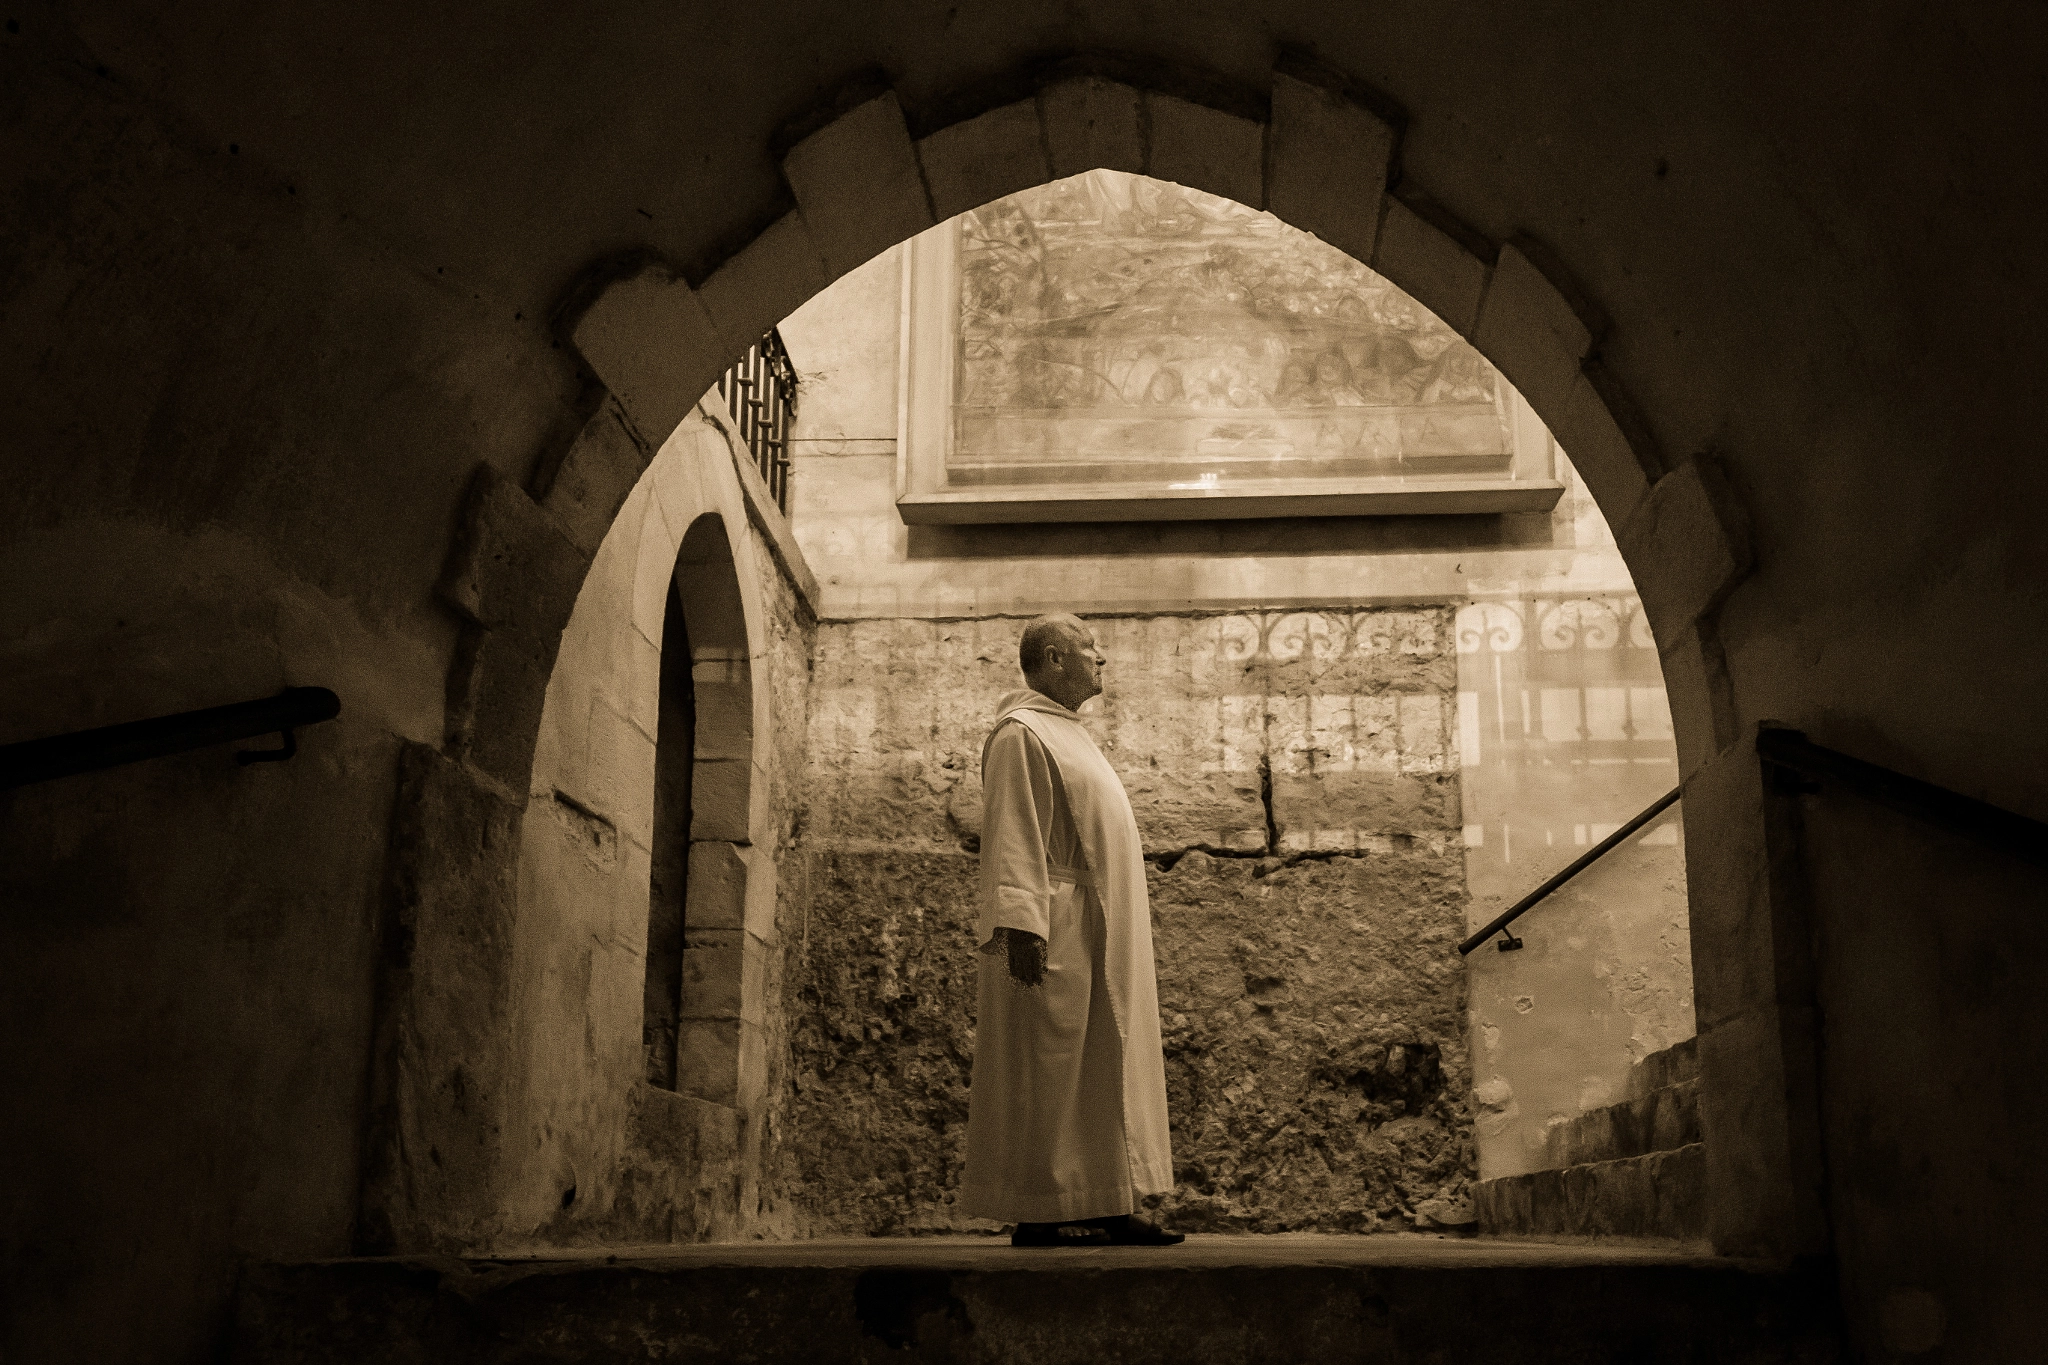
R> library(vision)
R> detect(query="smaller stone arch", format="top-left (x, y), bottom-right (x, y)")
top-left (650, 513), bottom-right (759, 1109)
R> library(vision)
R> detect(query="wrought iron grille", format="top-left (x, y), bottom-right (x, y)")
top-left (716, 329), bottom-right (798, 513)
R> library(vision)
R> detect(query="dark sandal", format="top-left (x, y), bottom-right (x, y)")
top-left (1092, 1214), bottom-right (1185, 1246)
top-left (1011, 1221), bottom-right (1112, 1247)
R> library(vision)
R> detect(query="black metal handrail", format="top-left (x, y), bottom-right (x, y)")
top-left (1758, 724), bottom-right (2048, 868)
top-left (0, 686), bottom-right (340, 789)
top-left (1458, 786), bottom-right (1683, 956)
top-left (716, 328), bottom-right (798, 514)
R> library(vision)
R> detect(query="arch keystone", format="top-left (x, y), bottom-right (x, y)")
top-left (1619, 456), bottom-right (1755, 650)
top-left (697, 211), bottom-right (831, 360)
top-left (1144, 93), bottom-right (1263, 208)
top-left (1371, 195), bottom-right (1490, 338)
top-left (1267, 70), bottom-right (1395, 265)
top-left (1472, 240), bottom-right (1600, 426)
top-left (1039, 76), bottom-right (1145, 179)
top-left (570, 265), bottom-right (725, 450)
top-left (782, 92), bottom-right (935, 278)
top-left (918, 100), bottom-right (1051, 222)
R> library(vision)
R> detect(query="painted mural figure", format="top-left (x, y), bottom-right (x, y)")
top-left (960, 614), bottom-right (1184, 1247)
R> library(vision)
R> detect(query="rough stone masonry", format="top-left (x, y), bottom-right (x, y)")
top-left (784, 608), bottom-right (1475, 1234)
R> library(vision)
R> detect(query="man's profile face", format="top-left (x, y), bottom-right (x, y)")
top-left (1037, 623), bottom-right (1106, 709)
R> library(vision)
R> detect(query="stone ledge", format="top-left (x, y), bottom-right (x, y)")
top-left (232, 1236), bottom-right (1841, 1364)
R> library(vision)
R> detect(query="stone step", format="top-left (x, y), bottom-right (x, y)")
top-left (1476, 1144), bottom-right (1707, 1243)
top-left (227, 1234), bottom-right (1838, 1364)
top-left (1627, 1035), bottom-right (1699, 1100)
top-left (1543, 1075), bottom-right (1701, 1169)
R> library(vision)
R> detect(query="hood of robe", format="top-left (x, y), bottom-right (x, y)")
top-left (994, 688), bottom-right (1079, 719)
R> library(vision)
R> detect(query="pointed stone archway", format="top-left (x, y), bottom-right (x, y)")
top-left (368, 58), bottom-right (1817, 1268)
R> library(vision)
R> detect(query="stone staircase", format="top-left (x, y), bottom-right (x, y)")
top-left (226, 1234), bottom-right (1839, 1364)
top-left (1475, 1037), bottom-right (1706, 1243)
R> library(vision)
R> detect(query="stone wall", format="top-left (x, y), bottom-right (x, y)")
top-left (786, 608), bottom-right (1475, 1232)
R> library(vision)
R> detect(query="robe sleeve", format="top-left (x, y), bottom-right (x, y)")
top-left (977, 719), bottom-right (1061, 947)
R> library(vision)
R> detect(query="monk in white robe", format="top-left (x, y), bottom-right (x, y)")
top-left (961, 614), bottom-right (1182, 1247)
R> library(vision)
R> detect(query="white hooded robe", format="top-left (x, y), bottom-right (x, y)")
top-left (960, 688), bottom-right (1174, 1223)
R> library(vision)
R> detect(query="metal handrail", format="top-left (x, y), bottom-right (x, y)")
top-left (0, 686), bottom-right (340, 789)
top-left (1758, 724), bottom-right (2048, 869)
top-left (1458, 786), bottom-right (1683, 955)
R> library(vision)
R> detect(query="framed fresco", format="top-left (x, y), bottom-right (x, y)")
top-left (896, 170), bottom-right (1566, 524)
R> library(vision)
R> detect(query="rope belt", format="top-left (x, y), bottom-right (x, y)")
top-left (1047, 862), bottom-right (1097, 888)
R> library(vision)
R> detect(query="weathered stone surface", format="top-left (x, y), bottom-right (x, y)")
top-left (1266, 71), bottom-right (1394, 266)
top-left (1475, 1143), bottom-right (1707, 1243)
top-left (570, 265), bottom-right (726, 449)
top-left (782, 93), bottom-right (934, 278)
top-left (1039, 75), bottom-right (1146, 179)
top-left (1145, 93), bottom-right (1263, 207)
top-left (917, 101), bottom-right (1050, 222)
top-left (783, 848), bottom-right (983, 1235)
top-left (1618, 458), bottom-right (1754, 647)
top-left (791, 606), bottom-right (1473, 1235)
top-left (1150, 850), bottom-right (1473, 1232)
top-left (1470, 241), bottom-right (1597, 428)
top-left (541, 400), bottom-right (654, 557)
top-left (806, 609), bottom-right (1459, 855)
top-left (1544, 1077), bottom-right (1701, 1168)
top-left (1372, 195), bottom-right (1489, 337)
top-left (359, 743), bottom-right (524, 1253)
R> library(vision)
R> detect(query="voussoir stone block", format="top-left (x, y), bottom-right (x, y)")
top-left (678, 1017), bottom-right (741, 1106)
top-left (783, 92), bottom-right (934, 279)
top-left (1039, 75), bottom-right (1145, 178)
top-left (1618, 457), bottom-right (1754, 646)
top-left (1472, 240), bottom-right (1597, 428)
top-left (1145, 93), bottom-right (1263, 208)
top-left (439, 464), bottom-right (590, 650)
top-left (686, 840), bottom-right (748, 931)
top-left (1660, 622), bottom-right (1738, 778)
top-left (681, 929), bottom-right (744, 1020)
top-left (690, 756), bottom-right (752, 843)
top-left (918, 100), bottom-right (1051, 222)
top-left (541, 400), bottom-right (652, 557)
top-left (1371, 196), bottom-right (1490, 337)
top-left (445, 627), bottom-right (555, 793)
top-left (1266, 71), bottom-right (1394, 266)
top-left (697, 211), bottom-right (832, 361)
top-left (1554, 368), bottom-right (1656, 529)
top-left (570, 264), bottom-right (726, 450)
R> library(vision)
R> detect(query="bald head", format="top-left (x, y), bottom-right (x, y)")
top-left (1019, 613), bottom-right (1105, 711)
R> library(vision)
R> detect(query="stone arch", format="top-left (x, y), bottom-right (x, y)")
top-left (656, 512), bottom-right (761, 1111)
top-left (376, 56), bottom-right (1804, 1263)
